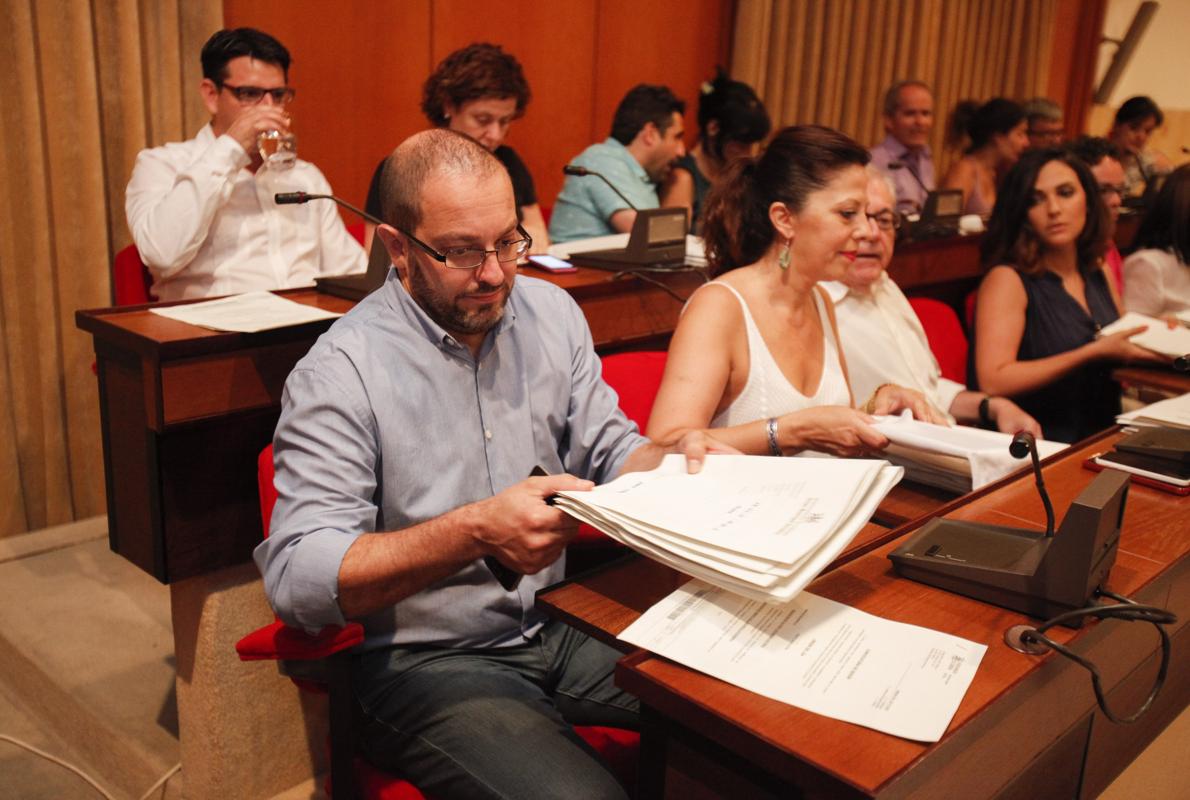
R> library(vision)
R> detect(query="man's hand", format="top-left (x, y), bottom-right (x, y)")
top-left (470, 474), bottom-right (593, 574)
top-left (223, 105), bottom-right (292, 156)
top-left (987, 397), bottom-right (1042, 438)
top-left (868, 384), bottom-right (950, 425)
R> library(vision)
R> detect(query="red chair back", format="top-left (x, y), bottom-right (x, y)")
top-left (600, 351), bottom-right (668, 431)
top-left (907, 297), bottom-right (968, 384)
top-left (113, 244), bottom-right (154, 305)
top-left (347, 222), bottom-right (366, 245)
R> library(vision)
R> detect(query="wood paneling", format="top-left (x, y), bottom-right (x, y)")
top-left (221, 0), bottom-right (731, 216)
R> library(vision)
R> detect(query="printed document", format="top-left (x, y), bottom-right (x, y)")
top-left (1099, 312), bottom-right (1190, 358)
top-left (149, 291), bottom-right (342, 332)
top-left (620, 581), bottom-right (986, 742)
top-left (1117, 391), bottom-right (1190, 430)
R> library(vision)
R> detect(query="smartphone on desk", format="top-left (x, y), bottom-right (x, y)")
top-left (1093, 450), bottom-right (1190, 487)
top-left (527, 255), bottom-right (577, 273)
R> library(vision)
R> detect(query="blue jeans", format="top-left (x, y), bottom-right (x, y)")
top-left (354, 620), bottom-right (639, 799)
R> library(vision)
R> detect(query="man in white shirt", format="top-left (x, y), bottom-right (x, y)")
top-left (824, 168), bottom-right (1040, 437)
top-left (125, 28), bottom-right (365, 301)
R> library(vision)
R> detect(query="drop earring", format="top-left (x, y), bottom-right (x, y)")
top-left (777, 239), bottom-right (791, 270)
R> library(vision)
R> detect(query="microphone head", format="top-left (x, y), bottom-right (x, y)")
top-left (1009, 431), bottom-right (1035, 460)
top-left (274, 192), bottom-right (307, 204)
top-left (563, 165), bottom-right (589, 176)
top-left (1175, 354), bottom-right (1189, 372)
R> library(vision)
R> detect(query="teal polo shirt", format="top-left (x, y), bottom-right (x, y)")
top-left (548, 138), bottom-right (659, 243)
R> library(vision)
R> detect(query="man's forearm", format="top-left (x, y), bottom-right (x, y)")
top-left (337, 504), bottom-right (485, 620)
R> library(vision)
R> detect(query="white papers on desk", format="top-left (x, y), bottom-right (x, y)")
top-left (547, 234), bottom-right (708, 267)
top-left (619, 581), bottom-right (987, 742)
top-left (148, 291), bottom-right (342, 332)
top-left (1099, 312), bottom-right (1190, 358)
top-left (872, 414), bottom-right (1068, 490)
top-left (553, 454), bottom-right (902, 603)
top-left (1117, 392), bottom-right (1190, 430)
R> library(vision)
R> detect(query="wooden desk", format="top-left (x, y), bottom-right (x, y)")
top-left (1113, 365), bottom-right (1190, 399)
top-left (539, 430), bottom-right (1189, 799)
top-left (75, 267), bottom-right (702, 582)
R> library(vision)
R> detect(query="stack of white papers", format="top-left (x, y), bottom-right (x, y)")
top-left (1117, 392), bottom-right (1190, 430)
top-left (148, 291), bottom-right (342, 333)
top-left (619, 581), bottom-right (986, 742)
top-left (872, 414), bottom-right (1068, 491)
top-left (546, 234), bottom-right (708, 267)
top-left (554, 455), bottom-right (902, 603)
top-left (1099, 312), bottom-right (1190, 358)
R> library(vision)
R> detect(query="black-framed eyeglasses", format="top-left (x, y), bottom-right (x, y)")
top-left (867, 210), bottom-right (901, 231)
top-left (218, 83), bottom-right (296, 105)
top-left (402, 225), bottom-right (532, 270)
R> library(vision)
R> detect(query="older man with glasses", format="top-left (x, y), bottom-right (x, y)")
top-left (255, 128), bottom-right (724, 799)
top-left (822, 167), bottom-right (1040, 437)
top-left (125, 27), bottom-right (364, 300)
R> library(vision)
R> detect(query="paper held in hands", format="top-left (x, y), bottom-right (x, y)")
top-left (1098, 311), bottom-right (1190, 358)
top-left (871, 413), bottom-right (1068, 491)
top-left (553, 454), bottom-right (903, 603)
top-left (619, 581), bottom-right (987, 742)
top-left (148, 291), bottom-right (342, 333)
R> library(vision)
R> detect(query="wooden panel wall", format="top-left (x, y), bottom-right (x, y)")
top-left (223, 0), bottom-right (733, 215)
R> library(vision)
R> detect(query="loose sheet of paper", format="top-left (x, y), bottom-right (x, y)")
top-left (1117, 391), bottom-right (1190, 430)
top-left (620, 581), bottom-right (986, 742)
top-left (148, 291), bottom-right (342, 332)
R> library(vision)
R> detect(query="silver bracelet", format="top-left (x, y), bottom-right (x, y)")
top-left (765, 417), bottom-right (782, 456)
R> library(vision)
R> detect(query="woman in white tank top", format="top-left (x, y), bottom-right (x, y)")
top-left (648, 126), bottom-right (944, 457)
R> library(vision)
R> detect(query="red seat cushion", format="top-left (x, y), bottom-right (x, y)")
top-left (236, 619), bottom-right (365, 661)
top-left (907, 297), bottom-right (968, 385)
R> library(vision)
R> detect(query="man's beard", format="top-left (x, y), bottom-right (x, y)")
top-left (408, 263), bottom-right (509, 337)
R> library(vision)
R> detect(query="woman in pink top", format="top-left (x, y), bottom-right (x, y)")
top-left (942, 98), bottom-right (1028, 216)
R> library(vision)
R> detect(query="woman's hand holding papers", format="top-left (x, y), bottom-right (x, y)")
top-left (777, 406), bottom-right (889, 457)
top-left (621, 430), bottom-right (740, 476)
top-left (472, 474), bottom-right (593, 574)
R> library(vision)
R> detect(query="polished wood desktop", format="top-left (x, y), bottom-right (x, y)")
top-left (1113, 365), bottom-right (1190, 399)
top-left (537, 430), bottom-right (1189, 799)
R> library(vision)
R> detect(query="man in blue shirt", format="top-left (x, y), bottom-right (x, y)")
top-left (549, 84), bottom-right (687, 242)
top-left (255, 129), bottom-right (721, 798)
top-left (868, 80), bottom-right (936, 217)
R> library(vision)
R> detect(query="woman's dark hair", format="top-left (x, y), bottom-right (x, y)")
top-left (201, 28), bottom-right (290, 82)
top-left (701, 125), bottom-right (869, 275)
top-left (1113, 95), bottom-right (1164, 129)
top-left (949, 97), bottom-right (1025, 152)
top-left (1131, 163), bottom-right (1190, 264)
top-left (421, 43), bottom-right (530, 127)
top-left (698, 69), bottom-right (771, 162)
top-left (981, 147), bottom-right (1108, 275)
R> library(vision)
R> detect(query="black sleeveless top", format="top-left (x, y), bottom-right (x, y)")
top-left (673, 153), bottom-right (712, 233)
top-left (975, 268), bottom-right (1120, 444)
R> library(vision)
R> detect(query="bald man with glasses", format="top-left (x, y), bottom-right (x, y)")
top-left (125, 27), bottom-right (364, 301)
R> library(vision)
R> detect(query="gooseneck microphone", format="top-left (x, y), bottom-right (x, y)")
top-left (886, 160), bottom-right (930, 195)
top-left (562, 165), bottom-right (639, 211)
top-left (1174, 354), bottom-right (1188, 373)
top-left (274, 191), bottom-right (384, 227)
top-left (1010, 431), bottom-right (1056, 537)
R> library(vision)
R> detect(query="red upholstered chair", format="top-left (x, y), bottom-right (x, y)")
top-left (112, 244), bottom-right (154, 305)
top-left (347, 222), bottom-right (366, 245)
top-left (572, 351), bottom-right (668, 550)
top-left (907, 297), bottom-right (968, 385)
top-left (237, 445), bottom-right (639, 800)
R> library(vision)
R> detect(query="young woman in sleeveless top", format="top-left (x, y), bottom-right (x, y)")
top-left (972, 148), bottom-right (1166, 444)
top-left (647, 125), bottom-right (945, 457)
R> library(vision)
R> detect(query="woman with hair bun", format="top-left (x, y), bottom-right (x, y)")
top-left (647, 126), bottom-right (944, 457)
top-left (660, 69), bottom-right (770, 232)
top-left (363, 42), bottom-right (547, 252)
top-left (1109, 95), bottom-right (1173, 197)
top-left (941, 98), bottom-right (1028, 215)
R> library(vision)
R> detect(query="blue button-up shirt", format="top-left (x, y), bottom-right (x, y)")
top-left (549, 138), bottom-right (659, 242)
top-left (254, 271), bottom-right (647, 650)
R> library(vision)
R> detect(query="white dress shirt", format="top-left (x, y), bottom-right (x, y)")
top-left (125, 124), bottom-right (366, 301)
top-left (1123, 248), bottom-right (1190, 318)
top-left (822, 275), bottom-right (964, 419)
